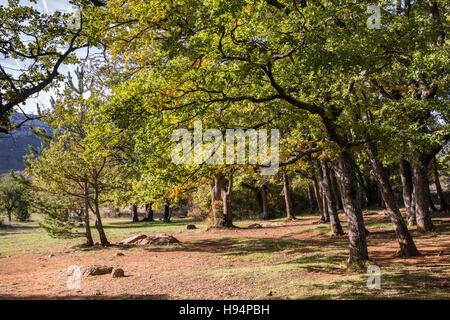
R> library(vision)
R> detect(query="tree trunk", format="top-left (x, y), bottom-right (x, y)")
top-left (410, 185), bottom-right (416, 224)
top-left (365, 143), bottom-right (419, 257)
top-left (317, 160), bottom-right (344, 236)
top-left (223, 174), bottom-right (233, 226)
top-left (321, 114), bottom-right (369, 262)
top-left (83, 180), bottom-right (94, 246)
top-left (145, 203), bottom-right (154, 221)
top-left (132, 204), bottom-right (140, 222)
top-left (333, 151), bottom-right (369, 263)
top-left (163, 203), bottom-right (171, 222)
top-left (256, 189), bottom-right (263, 217)
top-left (330, 169), bottom-right (343, 210)
top-left (210, 174), bottom-right (225, 227)
top-left (354, 164), bottom-right (370, 208)
top-left (366, 179), bottom-right (380, 208)
top-left (260, 184), bottom-right (270, 220)
top-left (413, 161), bottom-right (436, 232)
top-left (307, 184), bottom-right (313, 214)
top-left (400, 160), bottom-right (415, 226)
top-left (210, 174), bottom-right (234, 227)
top-left (283, 172), bottom-right (295, 220)
top-left (6, 208), bottom-right (11, 223)
top-left (380, 192), bottom-right (386, 209)
top-left (428, 189), bottom-right (438, 213)
top-left (92, 179), bottom-right (109, 246)
top-left (433, 159), bottom-right (449, 212)
top-left (322, 188), bottom-right (329, 222)
top-left (242, 182), bottom-right (265, 219)
top-left (312, 177), bottom-right (325, 220)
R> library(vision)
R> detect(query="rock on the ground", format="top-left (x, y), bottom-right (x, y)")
top-left (186, 224), bottom-right (197, 230)
top-left (247, 223), bottom-right (262, 229)
top-left (80, 265), bottom-right (113, 277)
top-left (135, 237), bottom-right (151, 245)
top-left (261, 222), bottom-right (284, 228)
top-left (114, 252), bottom-right (125, 257)
top-left (111, 268), bottom-right (125, 278)
top-left (120, 233), bottom-right (181, 246)
top-left (120, 234), bottom-right (148, 245)
top-left (136, 234), bottom-right (181, 245)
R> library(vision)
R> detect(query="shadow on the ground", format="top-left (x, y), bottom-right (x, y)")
top-left (282, 252), bottom-right (348, 274)
top-left (103, 219), bottom-right (198, 229)
top-left (303, 270), bottom-right (450, 299)
top-left (0, 224), bottom-right (40, 235)
top-left (141, 237), bottom-right (319, 257)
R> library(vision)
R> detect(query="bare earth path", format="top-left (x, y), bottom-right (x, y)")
top-left (0, 212), bottom-right (449, 299)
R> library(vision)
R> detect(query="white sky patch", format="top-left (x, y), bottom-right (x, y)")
top-left (41, 0), bottom-right (49, 13)
top-left (1, 0), bottom-right (95, 115)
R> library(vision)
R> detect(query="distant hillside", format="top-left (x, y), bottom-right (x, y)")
top-left (0, 113), bottom-right (51, 174)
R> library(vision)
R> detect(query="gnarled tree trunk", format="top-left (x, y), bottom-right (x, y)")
top-left (366, 143), bottom-right (419, 257)
top-left (321, 113), bottom-right (369, 263)
top-left (145, 203), bottom-right (154, 221)
top-left (333, 151), bottom-right (369, 263)
top-left (413, 157), bottom-right (436, 233)
top-left (210, 173), bottom-right (234, 227)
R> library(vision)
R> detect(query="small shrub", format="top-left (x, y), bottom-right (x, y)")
top-left (14, 203), bottom-right (30, 222)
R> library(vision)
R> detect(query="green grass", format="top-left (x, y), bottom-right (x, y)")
top-left (369, 221), bottom-right (393, 230)
top-left (0, 215), bottom-right (205, 255)
top-left (101, 218), bottom-right (203, 238)
top-left (0, 215), bottom-right (284, 256)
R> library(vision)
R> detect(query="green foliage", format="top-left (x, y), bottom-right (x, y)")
top-left (0, 0), bottom-right (105, 131)
top-left (9, 1), bottom-right (446, 245)
top-left (32, 193), bottom-right (81, 239)
top-left (13, 198), bottom-right (30, 222)
top-left (0, 173), bottom-right (30, 222)
top-left (76, 0), bottom-right (447, 229)
top-left (25, 67), bottom-right (127, 239)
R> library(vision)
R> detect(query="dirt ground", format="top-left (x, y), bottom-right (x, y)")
top-left (0, 212), bottom-right (449, 299)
